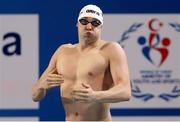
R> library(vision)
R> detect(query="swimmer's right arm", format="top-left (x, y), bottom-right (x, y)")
top-left (32, 46), bottom-right (64, 102)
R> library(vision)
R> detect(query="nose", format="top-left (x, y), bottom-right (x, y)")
top-left (86, 23), bottom-right (93, 30)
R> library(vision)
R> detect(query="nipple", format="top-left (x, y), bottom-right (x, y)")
top-left (75, 112), bottom-right (79, 116)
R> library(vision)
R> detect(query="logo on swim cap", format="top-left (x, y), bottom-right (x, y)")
top-left (86, 9), bottom-right (100, 16)
top-left (78, 4), bottom-right (103, 25)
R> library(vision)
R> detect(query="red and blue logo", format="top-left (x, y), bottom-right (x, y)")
top-left (118, 17), bottom-right (180, 102)
top-left (137, 18), bottom-right (171, 67)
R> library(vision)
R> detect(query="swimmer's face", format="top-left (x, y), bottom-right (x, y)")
top-left (77, 17), bottom-right (102, 42)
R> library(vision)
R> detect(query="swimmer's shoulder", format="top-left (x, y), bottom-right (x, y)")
top-left (60, 43), bottom-right (74, 48)
top-left (99, 40), bottom-right (125, 59)
top-left (61, 43), bottom-right (77, 50)
top-left (56, 43), bottom-right (76, 53)
top-left (100, 40), bottom-right (123, 50)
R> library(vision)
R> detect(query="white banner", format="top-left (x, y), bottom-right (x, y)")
top-left (102, 14), bottom-right (180, 108)
top-left (0, 15), bottom-right (39, 109)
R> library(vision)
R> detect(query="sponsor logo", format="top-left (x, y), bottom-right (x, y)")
top-left (118, 17), bottom-right (180, 102)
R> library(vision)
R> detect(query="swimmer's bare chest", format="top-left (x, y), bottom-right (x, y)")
top-left (57, 45), bottom-right (110, 94)
top-left (56, 45), bottom-right (113, 120)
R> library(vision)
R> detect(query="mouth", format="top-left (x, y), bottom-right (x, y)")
top-left (85, 32), bottom-right (92, 36)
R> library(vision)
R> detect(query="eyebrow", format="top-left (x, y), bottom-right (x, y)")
top-left (82, 17), bottom-right (99, 21)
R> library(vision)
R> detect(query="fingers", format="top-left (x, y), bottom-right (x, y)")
top-left (48, 73), bottom-right (63, 78)
top-left (47, 81), bottom-right (63, 85)
top-left (46, 81), bottom-right (63, 89)
top-left (72, 93), bottom-right (89, 103)
top-left (46, 78), bottom-right (64, 86)
top-left (71, 91), bottom-right (88, 97)
top-left (73, 89), bottom-right (88, 93)
top-left (82, 83), bottom-right (90, 88)
top-left (47, 77), bottom-right (64, 81)
top-left (71, 89), bottom-right (89, 102)
top-left (71, 86), bottom-right (96, 103)
top-left (45, 69), bottom-right (64, 89)
top-left (50, 68), bottom-right (57, 74)
top-left (73, 96), bottom-right (88, 102)
top-left (47, 71), bottom-right (64, 82)
top-left (48, 84), bottom-right (61, 89)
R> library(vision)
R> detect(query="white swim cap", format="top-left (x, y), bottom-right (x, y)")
top-left (78, 4), bottom-right (103, 25)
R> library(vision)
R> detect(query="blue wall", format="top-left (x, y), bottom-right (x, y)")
top-left (0, 0), bottom-right (180, 121)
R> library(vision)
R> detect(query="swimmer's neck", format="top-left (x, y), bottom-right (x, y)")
top-left (77, 39), bottom-right (102, 51)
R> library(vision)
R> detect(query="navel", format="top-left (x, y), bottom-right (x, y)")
top-left (88, 72), bottom-right (93, 76)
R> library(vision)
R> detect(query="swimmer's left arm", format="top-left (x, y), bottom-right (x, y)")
top-left (95, 42), bottom-right (131, 103)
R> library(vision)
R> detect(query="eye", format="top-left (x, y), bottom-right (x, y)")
top-left (91, 19), bottom-right (101, 27)
top-left (79, 19), bottom-right (89, 25)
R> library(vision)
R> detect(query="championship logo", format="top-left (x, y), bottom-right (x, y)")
top-left (137, 19), bottom-right (171, 67)
top-left (103, 15), bottom-right (180, 108)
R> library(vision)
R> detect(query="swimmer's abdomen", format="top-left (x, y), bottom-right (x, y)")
top-left (60, 79), bottom-right (111, 121)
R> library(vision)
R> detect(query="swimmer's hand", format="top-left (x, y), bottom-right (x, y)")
top-left (72, 83), bottom-right (96, 103)
top-left (32, 68), bottom-right (64, 102)
top-left (43, 69), bottom-right (64, 90)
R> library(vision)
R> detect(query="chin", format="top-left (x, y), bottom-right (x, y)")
top-left (85, 39), bottom-right (92, 43)
top-left (84, 37), bottom-right (93, 42)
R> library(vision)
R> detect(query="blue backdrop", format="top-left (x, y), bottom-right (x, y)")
top-left (0, 0), bottom-right (180, 121)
